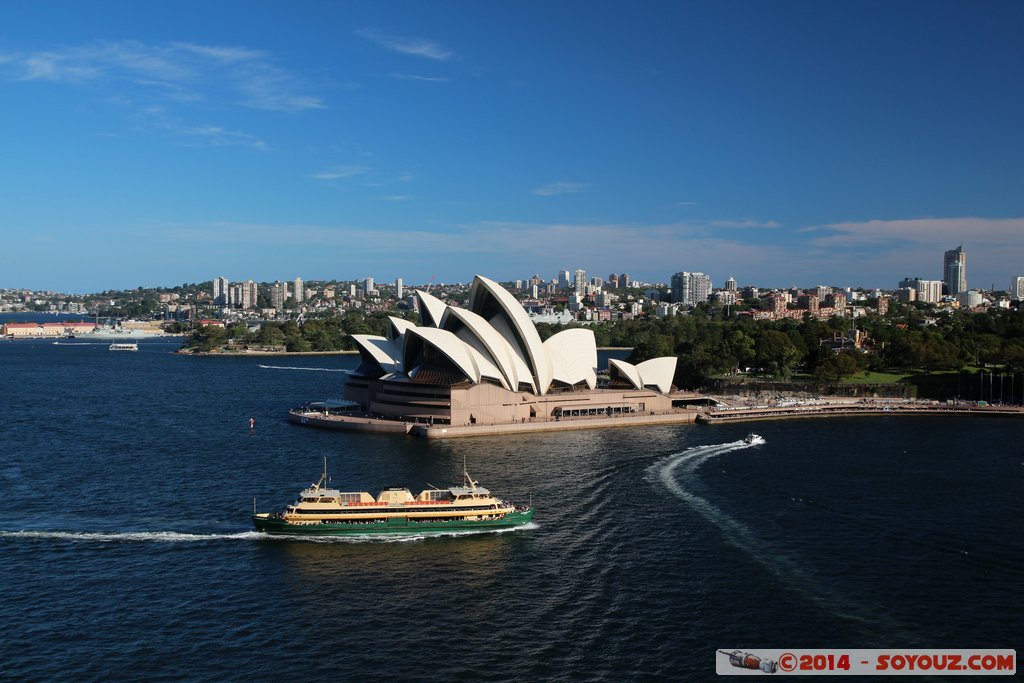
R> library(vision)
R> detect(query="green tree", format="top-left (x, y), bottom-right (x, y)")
top-left (754, 330), bottom-right (801, 378)
top-left (256, 324), bottom-right (285, 346)
top-left (189, 324), bottom-right (228, 352)
top-left (226, 322), bottom-right (250, 340)
top-left (723, 329), bottom-right (756, 372)
top-left (813, 351), bottom-right (861, 381)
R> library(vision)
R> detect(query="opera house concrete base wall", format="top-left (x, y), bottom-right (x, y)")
top-left (289, 403), bottom-right (698, 438)
top-left (409, 409), bottom-right (698, 438)
top-left (344, 377), bottom-right (679, 426)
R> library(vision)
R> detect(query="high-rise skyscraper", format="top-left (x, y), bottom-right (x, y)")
top-left (558, 270), bottom-right (571, 290)
top-left (620, 273), bottom-right (630, 289)
top-left (271, 281), bottom-right (285, 310)
top-left (574, 269), bottom-right (586, 295)
top-left (293, 277), bottom-right (303, 303)
top-left (364, 277), bottom-right (375, 297)
top-left (241, 280), bottom-right (258, 309)
top-left (395, 277), bottom-right (403, 299)
top-left (943, 245), bottom-right (967, 296)
top-left (213, 276), bottom-right (229, 307)
top-left (1010, 276), bottom-right (1024, 300)
top-left (670, 272), bottom-right (712, 305)
top-left (725, 277), bottom-right (737, 292)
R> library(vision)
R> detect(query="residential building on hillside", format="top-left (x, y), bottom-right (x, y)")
top-left (213, 276), bottom-right (229, 307)
top-left (957, 290), bottom-right (983, 308)
top-left (1010, 276), bottom-right (1024, 300)
top-left (574, 269), bottom-right (586, 295)
top-left (271, 281), bottom-right (287, 310)
top-left (670, 272), bottom-right (712, 305)
top-left (241, 280), bottom-right (258, 309)
top-left (916, 279), bottom-right (943, 303)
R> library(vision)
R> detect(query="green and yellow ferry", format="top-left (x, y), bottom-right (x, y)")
top-left (252, 460), bottom-right (534, 536)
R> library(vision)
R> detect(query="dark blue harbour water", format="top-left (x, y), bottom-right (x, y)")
top-left (1, 338), bottom-right (1022, 680)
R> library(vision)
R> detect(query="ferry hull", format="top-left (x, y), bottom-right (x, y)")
top-left (252, 509), bottom-right (533, 536)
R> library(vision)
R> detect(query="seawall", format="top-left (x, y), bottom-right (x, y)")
top-left (289, 409), bottom-right (699, 438)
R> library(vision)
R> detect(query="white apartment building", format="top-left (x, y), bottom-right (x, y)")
top-left (1010, 276), bottom-right (1024, 300)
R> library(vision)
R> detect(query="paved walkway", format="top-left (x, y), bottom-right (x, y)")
top-left (699, 402), bottom-right (1024, 423)
top-left (289, 409), bottom-right (699, 438)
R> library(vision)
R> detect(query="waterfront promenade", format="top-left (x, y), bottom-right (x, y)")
top-left (289, 395), bottom-right (1023, 437)
top-left (699, 397), bottom-right (1024, 423)
top-left (289, 406), bottom-right (700, 438)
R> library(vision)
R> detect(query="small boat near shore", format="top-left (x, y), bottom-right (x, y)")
top-left (744, 433), bottom-right (765, 445)
top-left (108, 343), bottom-right (138, 352)
top-left (252, 459), bottom-right (534, 536)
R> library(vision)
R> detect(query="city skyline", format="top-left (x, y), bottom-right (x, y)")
top-left (3, 2), bottom-right (1023, 293)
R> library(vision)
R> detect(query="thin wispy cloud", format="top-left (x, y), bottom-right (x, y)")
top-left (363, 172), bottom-right (417, 188)
top-left (795, 216), bottom-right (1024, 288)
top-left (812, 217), bottom-right (1024, 248)
top-left (710, 219), bottom-right (781, 229)
top-left (532, 182), bottom-right (590, 196)
top-left (356, 29), bottom-right (454, 61)
top-left (159, 219), bottom-right (771, 276)
top-left (390, 73), bottom-right (450, 83)
top-left (133, 79), bottom-right (202, 103)
top-left (129, 106), bottom-right (267, 150)
top-left (170, 42), bottom-right (268, 62)
top-left (180, 125), bottom-right (267, 150)
top-left (0, 40), bottom-right (324, 112)
top-left (155, 214), bottom-right (1024, 290)
top-left (311, 166), bottom-right (370, 180)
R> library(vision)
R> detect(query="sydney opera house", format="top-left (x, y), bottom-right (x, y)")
top-left (333, 275), bottom-right (682, 429)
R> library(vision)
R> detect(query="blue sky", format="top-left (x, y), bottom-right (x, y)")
top-left (2, 1), bottom-right (1022, 293)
